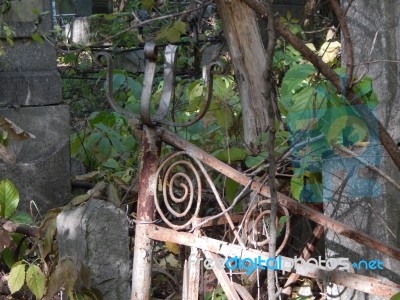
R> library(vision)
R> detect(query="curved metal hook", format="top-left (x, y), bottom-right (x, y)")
top-left (95, 52), bottom-right (140, 120)
top-left (140, 43), bottom-right (177, 126)
top-left (161, 60), bottom-right (224, 127)
top-left (97, 42), bottom-right (220, 128)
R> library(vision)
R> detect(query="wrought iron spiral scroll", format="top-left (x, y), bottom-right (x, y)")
top-left (244, 200), bottom-right (290, 255)
top-left (154, 151), bottom-right (203, 230)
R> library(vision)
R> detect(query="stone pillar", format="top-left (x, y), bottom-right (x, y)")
top-left (0, 0), bottom-right (70, 212)
top-left (324, 1), bottom-right (400, 299)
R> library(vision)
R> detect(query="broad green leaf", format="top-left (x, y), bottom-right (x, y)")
top-left (172, 20), bottom-right (186, 34)
top-left (245, 154), bottom-right (266, 168)
top-left (112, 73), bottom-right (126, 91)
top-left (353, 76), bottom-right (372, 98)
top-left (89, 111), bottom-right (116, 127)
top-left (102, 158), bottom-right (119, 169)
top-left (142, 0), bottom-right (154, 11)
top-left (390, 292), bottom-right (400, 300)
top-left (214, 148), bottom-right (247, 163)
top-left (127, 77), bottom-right (142, 100)
top-left (280, 64), bottom-right (316, 97)
top-left (214, 102), bottom-right (234, 129)
top-left (9, 211), bottom-right (33, 224)
top-left (97, 137), bottom-right (111, 158)
top-left (26, 264), bottom-right (46, 299)
top-left (290, 174), bottom-right (303, 201)
top-left (84, 132), bottom-right (102, 148)
top-left (8, 261), bottom-right (26, 294)
top-left (166, 27), bottom-right (182, 43)
top-left (225, 178), bottom-right (241, 211)
top-left (31, 33), bottom-right (44, 44)
top-left (2, 248), bottom-right (15, 268)
top-left (0, 179), bottom-right (19, 218)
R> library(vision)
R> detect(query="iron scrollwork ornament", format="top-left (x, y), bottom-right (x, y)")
top-left (96, 42), bottom-right (219, 127)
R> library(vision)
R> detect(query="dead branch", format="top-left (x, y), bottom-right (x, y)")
top-left (263, 0), bottom-right (279, 298)
top-left (329, 0), bottom-right (354, 88)
top-left (0, 219), bottom-right (38, 237)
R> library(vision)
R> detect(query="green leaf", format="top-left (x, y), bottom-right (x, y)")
top-left (97, 137), bottom-right (112, 158)
top-left (214, 102), bottom-right (234, 129)
top-left (2, 248), bottom-right (15, 268)
top-left (390, 292), bottom-right (400, 300)
top-left (8, 261), bottom-right (26, 294)
top-left (112, 73), bottom-right (126, 91)
top-left (290, 173), bottom-right (303, 201)
top-left (26, 264), bottom-right (46, 299)
top-left (89, 111), bottom-right (116, 127)
top-left (214, 148), bottom-right (247, 163)
top-left (353, 76), bottom-right (372, 98)
top-left (84, 132), bottom-right (102, 148)
top-left (280, 64), bottom-right (316, 96)
top-left (225, 177), bottom-right (240, 205)
top-left (244, 153), bottom-right (267, 168)
top-left (31, 33), bottom-right (44, 44)
top-left (172, 20), bottom-right (186, 34)
top-left (142, 0), bottom-right (154, 11)
top-left (102, 158), bottom-right (119, 169)
top-left (127, 77), bottom-right (142, 100)
top-left (9, 211), bottom-right (32, 225)
top-left (0, 179), bottom-right (19, 218)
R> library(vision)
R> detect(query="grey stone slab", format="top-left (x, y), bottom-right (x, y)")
top-left (57, 199), bottom-right (131, 300)
top-left (0, 105), bottom-right (70, 212)
top-left (0, 40), bottom-right (57, 71)
top-left (324, 1), bottom-right (400, 299)
top-left (0, 71), bottom-right (61, 107)
top-left (0, 0), bottom-right (52, 38)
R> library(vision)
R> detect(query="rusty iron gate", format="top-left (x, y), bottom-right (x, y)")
top-left (97, 43), bottom-right (400, 300)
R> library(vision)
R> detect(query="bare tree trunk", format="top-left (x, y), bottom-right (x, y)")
top-left (215, 0), bottom-right (269, 153)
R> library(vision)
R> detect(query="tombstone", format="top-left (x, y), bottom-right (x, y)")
top-left (324, 1), bottom-right (400, 299)
top-left (57, 199), bottom-right (131, 299)
top-left (0, 0), bottom-right (70, 212)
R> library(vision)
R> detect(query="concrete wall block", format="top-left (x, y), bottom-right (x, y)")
top-left (0, 105), bottom-right (70, 212)
top-left (0, 0), bottom-right (52, 38)
top-left (57, 199), bottom-right (131, 300)
top-left (0, 40), bottom-right (57, 71)
top-left (0, 71), bottom-right (61, 107)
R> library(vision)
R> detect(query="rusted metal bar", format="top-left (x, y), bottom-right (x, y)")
top-left (147, 225), bottom-right (400, 298)
top-left (160, 128), bottom-right (400, 261)
top-left (281, 224), bottom-right (325, 299)
top-left (131, 127), bottom-right (161, 300)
